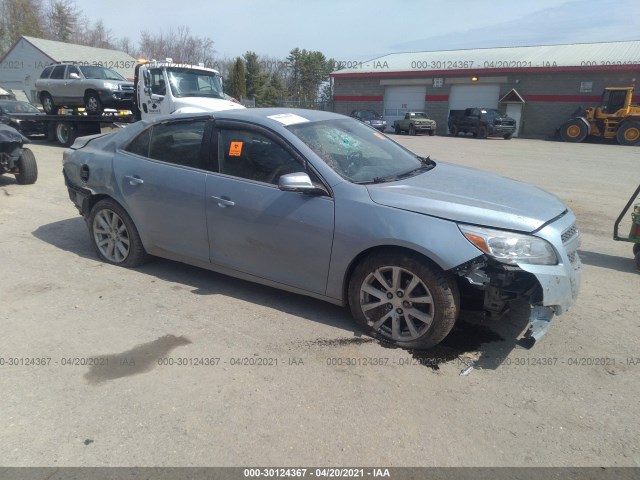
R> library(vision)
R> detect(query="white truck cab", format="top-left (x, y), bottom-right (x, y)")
top-left (134, 59), bottom-right (245, 120)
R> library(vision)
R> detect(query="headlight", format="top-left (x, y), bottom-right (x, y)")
top-left (103, 82), bottom-right (120, 90)
top-left (459, 224), bottom-right (557, 265)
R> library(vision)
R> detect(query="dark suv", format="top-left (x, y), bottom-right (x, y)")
top-left (350, 110), bottom-right (387, 132)
top-left (36, 63), bottom-right (134, 115)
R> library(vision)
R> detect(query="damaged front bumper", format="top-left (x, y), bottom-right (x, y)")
top-left (456, 211), bottom-right (582, 348)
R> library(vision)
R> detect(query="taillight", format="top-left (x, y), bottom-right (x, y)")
top-left (230, 97), bottom-right (241, 104)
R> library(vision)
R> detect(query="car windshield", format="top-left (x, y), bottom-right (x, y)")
top-left (288, 118), bottom-right (432, 184)
top-left (411, 113), bottom-right (428, 119)
top-left (359, 111), bottom-right (381, 120)
top-left (167, 68), bottom-right (225, 99)
top-left (480, 109), bottom-right (502, 118)
top-left (0, 101), bottom-right (40, 113)
top-left (78, 66), bottom-right (126, 80)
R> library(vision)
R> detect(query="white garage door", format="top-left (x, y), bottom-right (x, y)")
top-left (447, 84), bottom-right (501, 133)
top-left (384, 86), bottom-right (426, 131)
top-left (448, 84), bottom-right (500, 114)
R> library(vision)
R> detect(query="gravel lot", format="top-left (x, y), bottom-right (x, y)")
top-left (1, 132), bottom-right (639, 467)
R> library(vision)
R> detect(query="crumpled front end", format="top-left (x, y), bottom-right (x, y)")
top-left (454, 211), bottom-right (582, 348)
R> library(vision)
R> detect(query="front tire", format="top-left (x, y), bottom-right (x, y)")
top-left (85, 91), bottom-right (103, 115)
top-left (14, 148), bottom-right (38, 185)
top-left (348, 253), bottom-right (459, 350)
top-left (428, 130), bottom-right (435, 136)
top-left (88, 199), bottom-right (150, 267)
top-left (409, 125), bottom-right (416, 136)
top-left (503, 133), bottom-right (513, 140)
top-left (450, 125), bottom-right (459, 136)
top-left (616, 121), bottom-right (640, 146)
top-left (394, 126), bottom-right (400, 134)
top-left (560, 119), bottom-right (588, 143)
top-left (477, 125), bottom-right (488, 139)
top-left (633, 243), bottom-right (640, 255)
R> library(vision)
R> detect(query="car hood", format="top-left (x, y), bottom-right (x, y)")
top-left (366, 161), bottom-right (566, 232)
top-left (172, 97), bottom-right (246, 113)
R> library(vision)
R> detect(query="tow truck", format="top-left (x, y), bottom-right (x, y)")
top-left (11, 59), bottom-right (244, 147)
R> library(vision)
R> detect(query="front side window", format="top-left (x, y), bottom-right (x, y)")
top-left (66, 66), bottom-right (80, 78)
top-left (150, 69), bottom-right (166, 96)
top-left (217, 129), bottom-right (305, 185)
top-left (288, 118), bottom-right (429, 184)
top-left (125, 120), bottom-right (206, 169)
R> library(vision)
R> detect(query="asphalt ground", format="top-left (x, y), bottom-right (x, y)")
top-left (0, 131), bottom-right (639, 467)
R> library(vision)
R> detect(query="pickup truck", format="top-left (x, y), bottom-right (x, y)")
top-left (448, 108), bottom-right (517, 139)
top-left (393, 112), bottom-right (436, 135)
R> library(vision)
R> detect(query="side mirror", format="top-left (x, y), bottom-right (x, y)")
top-left (69, 73), bottom-right (80, 80)
top-left (278, 172), bottom-right (327, 195)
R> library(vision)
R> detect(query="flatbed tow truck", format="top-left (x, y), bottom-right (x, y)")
top-left (11, 59), bottom-right (243, 146)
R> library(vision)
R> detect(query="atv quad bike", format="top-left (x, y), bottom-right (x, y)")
top-left (0, 124), bottom-right (38, 185)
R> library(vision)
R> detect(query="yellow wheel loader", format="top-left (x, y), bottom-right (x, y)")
top-left (559, 86), bottom-right (640, 146)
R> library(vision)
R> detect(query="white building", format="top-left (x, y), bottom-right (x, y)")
top-left (0, 36), bottom-right (137, 103)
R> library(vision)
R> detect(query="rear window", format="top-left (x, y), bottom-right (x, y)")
top-left (40, 66), bottom-right (54, 79)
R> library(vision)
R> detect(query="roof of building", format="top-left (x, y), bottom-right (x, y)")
top-left (6, 36), bottom-right (137, 78)
top-left (331, 40), bottom-right (640, 77)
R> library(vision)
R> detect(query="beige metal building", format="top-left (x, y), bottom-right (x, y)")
top-left (0, 36), bottom-right (137, 104)
top-left (331, 41), bottom-right (640, 137)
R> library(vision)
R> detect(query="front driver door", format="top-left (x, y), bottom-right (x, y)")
top-left (205, 123), bottom-right (335, 295)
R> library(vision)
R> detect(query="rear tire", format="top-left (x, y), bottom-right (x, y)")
top-left (633, 243), bottom-right (640, 255)
top-left (88, 199), bottom-right (150, 268)
top-left (348, 252), bottom-right (459, 350)
top-left (477, 125), bottom-right (488, 139)
top-left (450, 125), bottom-right (459, 136)
top-left (503, 133), bottom-right (513, 140)
top-left (55, 122), bottom-right (77, 147)
top-left (616, 121), bottom-right (640, 146)
top-left (635, 252), bottom-right (640, 271)
top-left (14, 148), bottom-right (38, 185)
top-left (428, 130), bottom-right (435, 136)
top-left (41, 93), bottom-right (58, 115)
top-left (560, 119), bottom-right (588, 143)
top-left (409, 125), bottom-right (416, 136)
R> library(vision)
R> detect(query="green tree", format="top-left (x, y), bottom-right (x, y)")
top-left (286, 48), bottom-right (333, 104)
top-left (258, 72), bottom-right (286, 107)
top-left (243, 50), bottom-right (267, 101)
top-left (229, 57), bottom-right (246, 100)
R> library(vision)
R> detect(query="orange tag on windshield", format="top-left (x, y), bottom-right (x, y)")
top-left (373, 132), bottom-right (385, 140)
top-left (229, 142), bottom-right (243, 156)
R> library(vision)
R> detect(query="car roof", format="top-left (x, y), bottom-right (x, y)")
top-left (163, 108), bottom-right (349, 128)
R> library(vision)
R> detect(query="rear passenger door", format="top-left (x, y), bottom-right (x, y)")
top-left (46, 64), bottom-right (67, 99)
top-left (113, 117), bottom-right (212, 261)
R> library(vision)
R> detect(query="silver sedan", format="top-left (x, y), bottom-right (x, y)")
top-left (63, 109), bottom-right (581, 349)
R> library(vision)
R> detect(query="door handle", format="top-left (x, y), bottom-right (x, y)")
top-left (124, 175), bottom-right (144, 185)
top-left (210, 195), bottom-right (235, 208)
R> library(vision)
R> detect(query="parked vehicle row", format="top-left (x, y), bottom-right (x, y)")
top-left (62, 108), bottom-right (581, 350)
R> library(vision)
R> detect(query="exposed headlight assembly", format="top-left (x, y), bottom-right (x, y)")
top-left (459, 224), bottom-right (557, 265)
top-left (103, 82), bottom-right (120, 90)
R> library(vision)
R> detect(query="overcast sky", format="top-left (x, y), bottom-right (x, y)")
top-left (73, 0), bottom-right (640, 61)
